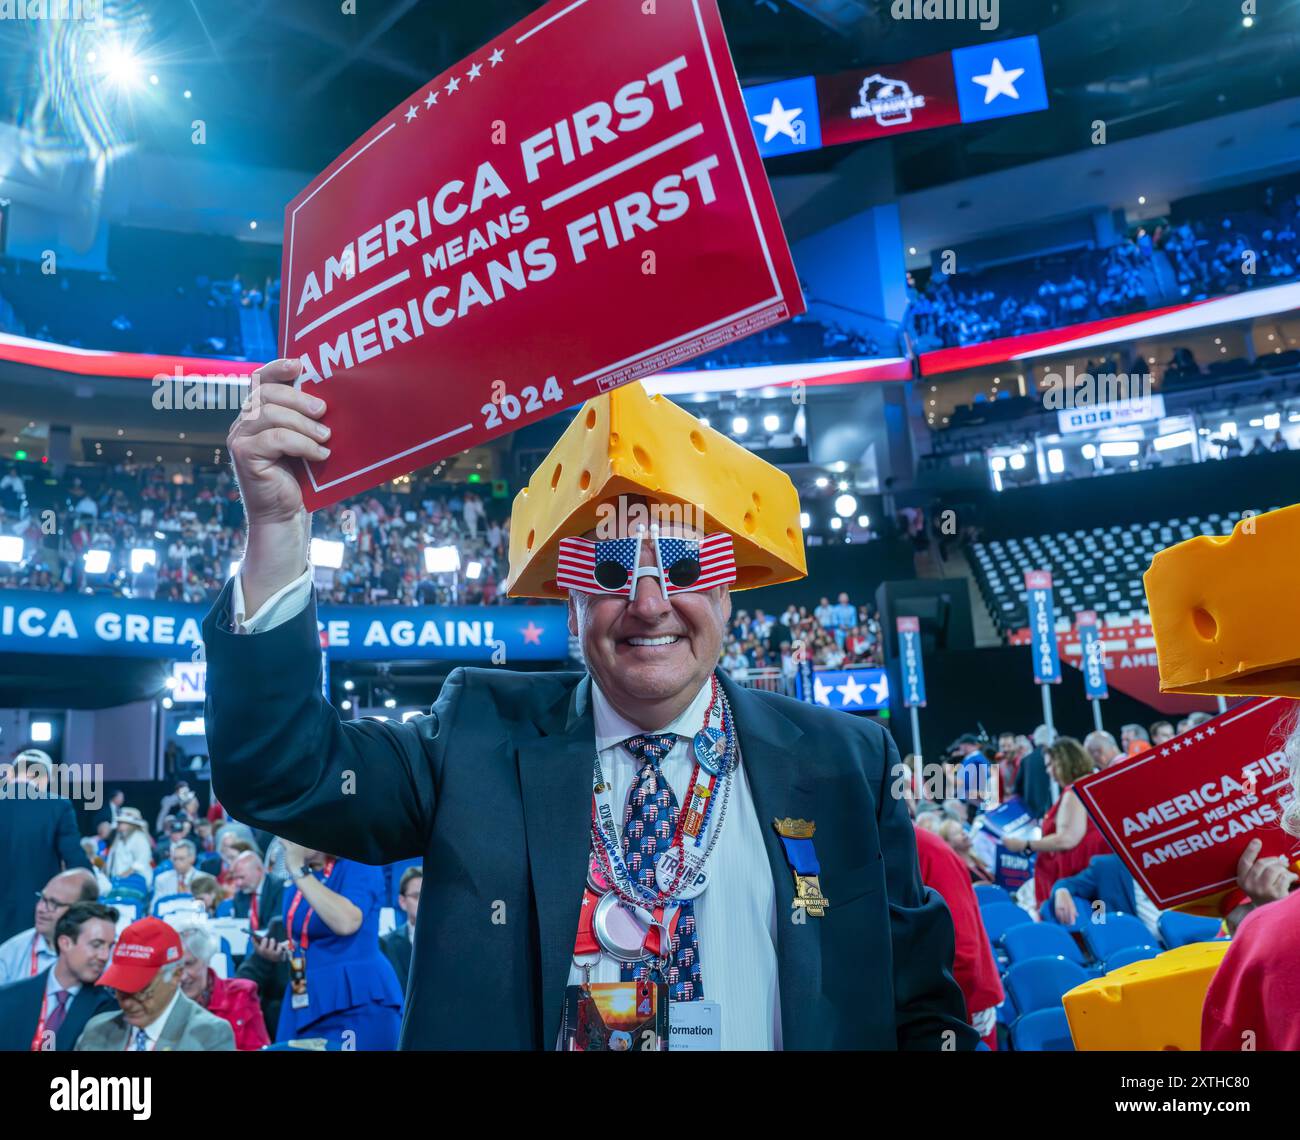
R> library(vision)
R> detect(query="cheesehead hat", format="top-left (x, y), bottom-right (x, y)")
top-left (1145, 502), bottom-right (1300, 697)
top-left (506, 381), bottom-right (807, 600)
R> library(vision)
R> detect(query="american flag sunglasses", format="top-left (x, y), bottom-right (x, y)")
top-left (555, 530), bottom-right (737, 596)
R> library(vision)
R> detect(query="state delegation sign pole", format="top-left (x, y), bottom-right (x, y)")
top-left (897, 617), bottom-right (928, 798)
top-left (1076, 611), bottom-right (1109, 734)
top-left (1025, 571), bottom-right (1061, 736)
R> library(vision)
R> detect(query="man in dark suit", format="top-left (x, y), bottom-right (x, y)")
top-left (0, 901), bottom-right (119, 1051)
top-left (219, 850), bottom-right (287, 1033)
top-left (380, 866), bottom-right (421, 997)
top-left (0, 750), bottom-right (92, 945)
top-left (206, 361), bottom-right (974, 1051)
top-left (1013, 727), bottom-right (1056, 820)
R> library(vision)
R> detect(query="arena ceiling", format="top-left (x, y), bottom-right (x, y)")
top-left (2, 0), bottom-right (1298, 192)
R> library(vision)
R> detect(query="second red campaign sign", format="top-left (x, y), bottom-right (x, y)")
top-left (280, 0), bottom-right (804, 510)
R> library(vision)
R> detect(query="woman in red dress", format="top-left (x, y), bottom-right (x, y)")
top-left (1002, 738), bottom-right (1111, 906)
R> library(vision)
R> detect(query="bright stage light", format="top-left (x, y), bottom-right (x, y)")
top-left (130, 548), bottom-right (157, 573)
top-left (465, 561), bottom-right (483, 580)
top-left (0, 536), bottom-right (23, 564)
top-left (83, 550), bottom-right (111, 574)
top-left (834, 493), bottom-right (857, 518)
top-left (763, 414), bottom-right (779, 432)
top-left (100, 43), bottom-right (145, 89)
top-left (31, 721), bottom-right (53, 743)
top-left (424, 545), bottom-right (460, 573)
top-left (310, 538), bottom-right (345, 569)
top-left (731, 416), bottom-right (749, 435)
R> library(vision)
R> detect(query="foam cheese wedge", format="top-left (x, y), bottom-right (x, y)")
top-left (506, 381), bottom-right (806, 599)
top-left (1063, 940), bottom-right (1230, 1051)
top-left (1145, 503), bottom-right (1300, 697)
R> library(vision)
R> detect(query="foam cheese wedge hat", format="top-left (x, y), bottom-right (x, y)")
top-left (1145, 502), bottom-right (1300, 697)
top-left (506, 381), bottom-right (807, 600)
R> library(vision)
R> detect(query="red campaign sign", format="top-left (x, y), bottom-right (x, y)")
top-left (280, 0), bottom-right (803, 509)
top-left (815, 52), bottom-right (961, 149)
top-left (1073, 698), bottom-right (1300, 913)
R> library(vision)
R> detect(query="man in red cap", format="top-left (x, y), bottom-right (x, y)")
top-left (74, 917), bottom-right (234, 1051)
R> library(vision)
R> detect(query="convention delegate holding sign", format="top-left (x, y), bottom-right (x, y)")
top-left (1072, 698), bottom-right (1300, 915)
top-left (280, 0), bottom-right (803, 510)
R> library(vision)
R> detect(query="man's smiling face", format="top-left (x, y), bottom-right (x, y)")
top-left (567, 512), bottom-right (731, 728)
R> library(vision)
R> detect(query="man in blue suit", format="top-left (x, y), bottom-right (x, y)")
top-left (0, 750), bottom-right (92, 945)
top-left (206, 361), bottom-right (974, 1051)
top-left (0, 902), bottom-right (119, 1051)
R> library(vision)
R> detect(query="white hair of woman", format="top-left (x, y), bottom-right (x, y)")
top-left (176, 923), bottom-right (218, 965)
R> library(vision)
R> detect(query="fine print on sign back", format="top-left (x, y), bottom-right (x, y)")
top-left (280, 0), bottom-right (804, 509)
top-left (1072, 697), bottom-right (1300, 914)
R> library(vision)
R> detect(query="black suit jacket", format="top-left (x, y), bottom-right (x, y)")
top-left (1014, 748), bottom-right (1055, 819)
top-left (203, 581), bottom-right (974, 1050)
top-left (0, 969), bottom-right (117, 1051)
top-left (0, 794), bottom-right (92, 945)
top-left (380, 927), bottom-right (414, 997)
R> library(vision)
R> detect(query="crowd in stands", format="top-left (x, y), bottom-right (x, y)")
top-left (718, 593), bottom-right (884, 691)
top-left (0, 754), bottom-right (421, 1050)
top-left (907, 181), bottom-right (1300, 350)
top-left (0, 461), bottom-right (516, 607)
top-left (906, 710), bottom-right (1298, 1049)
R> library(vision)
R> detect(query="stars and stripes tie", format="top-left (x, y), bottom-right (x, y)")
top-left (618, 733), bottom-right (703, 1001)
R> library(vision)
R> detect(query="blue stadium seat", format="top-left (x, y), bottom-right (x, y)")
top-left (1102, 945), bottom-right (1161, 970)
top-left (1011, 1007), bottom-right (1075, 1051)
top-left (1079, 914), bottom-right (1153, 962)
top-left (1157, 910), bottom-right (1223, 949)
top-left (974, 884), bottom-right (1013, 909)
top-left (980, 902), bottom-right (1033, 944)
top-left (1001, 922), bottom-right (1087, 966)
top-left (996, 990), bottom-right (1018, 1026)
top-left (1039, 894), bottom-right (1096, 930)
top-left (1002, 956), bottom-right (1092, 1015)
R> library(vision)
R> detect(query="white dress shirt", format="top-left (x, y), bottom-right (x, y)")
top-left (233, 571), bottom-right (782, 1049)
top-left (0, 928), bottom-right (56, 985)
top-left (46, 964), bottom-right (83, 1001)
top-left (564, 679), bottom-right (780, 1050)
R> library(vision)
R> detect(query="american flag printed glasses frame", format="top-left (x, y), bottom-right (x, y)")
top-left (555, 525), bottom-right (737, 596)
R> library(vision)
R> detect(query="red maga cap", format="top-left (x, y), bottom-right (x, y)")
top-left (97, 917), bottom-right (182, 993)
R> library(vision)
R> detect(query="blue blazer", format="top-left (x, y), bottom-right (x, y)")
top-left (202, 581), bottom-right (974, 1051)
top-left (1049, 854), bottom-right (1138, 917)
top-left (0, 968), bottom-right (117, 1051)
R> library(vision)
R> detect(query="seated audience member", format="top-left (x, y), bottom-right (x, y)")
top-left (1120, 723), bottom-right (1150, 757)
top-left (76, 917), bottom-right (235, 1051)
top-left (937, 819), bottom-right (995, 885)
top-left (272, 842), bottom-right (403, 1050)
top-left (188, 872), bottom-right (222, 915)
top-left (0, 901), bottom-right (119, 1051)
top-left (1002, 738), bottom-right (1111, 906)
top-left (914, 825), bottom-right (1004, 1048)
top-left (155, 781), bottom-right (191, 834)
top-left (152, 839), bottom-right (198, 898)
top-left (104, 808), bottom-right (154, 894)
top-left (1150, 720), bottom-right (1175, 746)
top-left (1013, 726), bottom-right (1056, 819)
top-left (380, 867), bottom-right (421, 997)
top-left (0, 869), bottom-right (99, 985)
top-left (218, 850), bottom-right (283, 928)
top-left (1202, 730), bottom-right (1300, 1050)
top-left (176, 923), bottom-right (270, 1050)
top-left (1083, 730), bottom-right (1121, 770)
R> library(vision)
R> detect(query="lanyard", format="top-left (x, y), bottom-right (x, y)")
top-left (29, 933), bottom-right (41, 977)
top-left (286, 858), bottom-right (337, 952)
top-left (248, 891), bottom-right (259, 932)
top-left (589, 678), bottom-right (735, 911)
top-left (30, 989), bottom-right (51, 1051)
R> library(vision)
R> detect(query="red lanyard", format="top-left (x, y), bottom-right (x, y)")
top-left (286, 858), bottom-right (336, 951)
top-left (248, 891), bottom-right (259, 932)
top-left (29, 933), bottom-right (40, 977)
top-left (29, 990), bottom-right (50, 1051)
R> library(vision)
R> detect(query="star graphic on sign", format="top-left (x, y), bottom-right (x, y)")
top-left (445, 76), bottom-right (460, 95)
top-left (489, 48), bottom-right (505, 66)
top-left (812, 676), bottom-right (833, 706)
top-left (1159, 749), bottom-right (1169, 758)
top-left (1205, 726), bottom-right (1216, 735)
top-left (972, 57), bottom-right (1025, 104)
top-left (1194, 731), bottom-right (1205, 742)
top-left (836, 674), bottom-right (867, 705)
top-left (521, 621), bottom-right (543, 645)
top-left (404, 104), bottom-right (417, 123)
top-left (869, 676), bottom-right (890, 704)
top-left (424, 90), bottom-right (438, 108)
top-left (1170, 741), bottom-right (1182, 751)
top-left (752, 96), bottom-right (802, 143)
top-left (467, 62), bottom-right (482, 81)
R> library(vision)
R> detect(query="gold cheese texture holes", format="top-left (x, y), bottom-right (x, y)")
top-left (526, 529), bottom-right (535, 550)
top-left (689, 431), bottom-right (707, 453)
top-left (579, 470), bottom-right (591, 491)
top-left (633, 445), bottom-right (652, 471)
top-left (743, 511), bottom-right (757, 534)
top-left (1192, 607), bottom-right (1218, 640)
top-left (585, 408), bottom-right (597, 429)
top-left (551, 464), bottom-right (563, 490)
